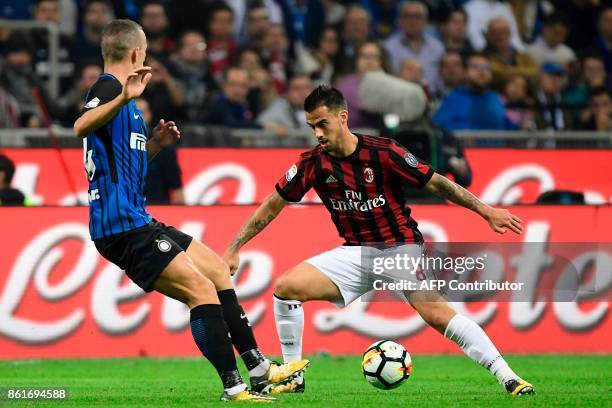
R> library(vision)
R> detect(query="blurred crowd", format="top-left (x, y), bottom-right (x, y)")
top-left (0, 0), bottom-right (610, 135)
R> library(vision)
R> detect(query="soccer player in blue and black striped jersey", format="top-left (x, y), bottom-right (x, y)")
top-left (73, 19), bottom-right (308, 402)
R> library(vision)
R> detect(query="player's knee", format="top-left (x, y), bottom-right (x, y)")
top-left (274, 275), bottom-right (306, 302)
top-left (188, 274), bottom-right (217, 305)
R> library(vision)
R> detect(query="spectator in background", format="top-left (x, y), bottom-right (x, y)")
top-left (136, 97), bottom-right (185, 205)
top-left (71, 0), bottom-right (113, 66)
top-left (341, 5), bottom-right (373, 68)
top-left (241, 3), bottom-right (272, 51)
top-left (433, 51), bottom-right (465, 100)
top-left (463, 0), bottom-right (523, 51)
top-left (533, 62), bottom-right (573, 131)
top-left (336, 41), bottom-right (389, 130)
top-left (0, 86), bottom-right (20, 128)
top-left (256, 74), bottom-right (312, 137)
top-left (399, 58), bottom-right (423, 84)
top-left (207, 66), bottom-right (261, 128)
top-left (0, 30), bottom-right (54, 127)
top-left (564, 54), bottom-right (609, 120)
top-left (361, 0), bottom-right (399, 39)
top-left (140, 1), bottom-right (175, 60)
top-left (578, 87), bottom-right (612, 131)
top-left (207, 5), bottom-right (238, 86)
top-left (557, 0), bottom-right (606, 52)
top-left (142, 57), bottom-right (185, 124)
top-left (31, 0), bottom-right (75, 94)
top-left (237, 49), bottom-right (278, 115)
top-left (0, 154), bottom-right (25, 206)
top-left (483, 17), bottom-right (538, 89)
top-left (57, 62), bottom-right (102, 125)
top-left (594, 7), bottom-right (612, 79)
top-left (384, 1), bottom-right (445, 87)
top-left (261, 24), bottom-right (291, 95)
top-left (439, 9), bottom-right (473, 58)
top-left (294, 26), bottom-right (341, 86)
top-left (502, 75), bottom-right (535, 130)
top-left (525, 12), bottom-right (576, 69)
top-left (171, 31), bottom-right (216, 123)
top-left (433, 53), bottom-right (507, 130)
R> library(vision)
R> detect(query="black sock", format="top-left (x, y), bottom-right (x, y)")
top-left (190, 304), bottom-right (244, 390)
top-left (217, 289), bottom-right (264, 370)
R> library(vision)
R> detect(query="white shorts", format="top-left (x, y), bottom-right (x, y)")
top-left (305, 245), bottom-right (426, 307)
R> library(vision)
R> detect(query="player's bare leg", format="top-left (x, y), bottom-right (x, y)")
top-left (272, 262), bottom-right (343, 393)
top-left (406, 290), bottom-right (534, 395)
top-left (185, 240), bottom-right (309, 394)
top-left (152, 252), bottom-right (275, 402)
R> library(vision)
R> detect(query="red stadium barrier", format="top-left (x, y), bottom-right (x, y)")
top-left (0, 205), bottom-right (609, 359)
top-left (2, 148), bottom-right (611, 205)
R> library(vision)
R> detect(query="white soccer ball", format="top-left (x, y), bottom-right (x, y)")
top-left (362, 340), bottom-right (412, 390)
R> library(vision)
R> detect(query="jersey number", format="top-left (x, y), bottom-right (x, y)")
top-left (83, 139), bottom-right (96, 181)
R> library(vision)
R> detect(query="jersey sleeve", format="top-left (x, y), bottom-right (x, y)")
top-left (274, 156), bottom-right (315, 202)
top-left (386, 140), bottom-right (434, 188)
top-left (80, 78), bottom-right (122, 115)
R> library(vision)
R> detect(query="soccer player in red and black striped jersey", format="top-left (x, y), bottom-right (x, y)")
top-left (223, 86), bottom-right (534, 396)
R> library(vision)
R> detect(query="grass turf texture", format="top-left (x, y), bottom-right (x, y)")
top-left (0, 355), bottom-right (610, 407)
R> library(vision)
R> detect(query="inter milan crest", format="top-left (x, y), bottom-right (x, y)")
top-left (364, 167), bottom-right (374, 183)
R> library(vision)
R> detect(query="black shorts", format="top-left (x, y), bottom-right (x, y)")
top-left (94, 220), bottom-right (193, 292)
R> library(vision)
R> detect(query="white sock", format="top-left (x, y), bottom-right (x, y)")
top-left (444, 314), bottom-right (518, 384)
top-left (248, 359), bottom-right (271, 378)
top-left (273, 295), bottom-right (304, 363)
top-left (225, 383), bottom-right (247, 396)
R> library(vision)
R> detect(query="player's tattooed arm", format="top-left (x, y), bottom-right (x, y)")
top-left (224, 192), bottom-right (288, 273)
top-left (425, 173), bottom-right (523, 235)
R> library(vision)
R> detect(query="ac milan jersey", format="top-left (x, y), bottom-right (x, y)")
top-left (275, 134), bottom-right (434, 245)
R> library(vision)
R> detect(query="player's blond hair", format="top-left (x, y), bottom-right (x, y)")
top-left (101, 19), bottom-right (143, 63)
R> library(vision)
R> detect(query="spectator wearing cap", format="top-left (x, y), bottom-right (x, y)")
top-left (578, 87), bottom-right (612, 131)
top-left (533, 62), bottom-right (573, 131)
top-left (463, 0), bottom-right (524, 51)
top-left (140, 1), bottom-right (175, 60)
top-left (0, 155), bottom-right (25, 206)
top-left (433, 53), bottom-right (508, 130)
top-left (483, 17), bottom-right (538, 89)
top-left (439, 9), bottom-right (474, 58)
top-left (0, 30), bottom-right (55, 127)
top-left (384, 1), bottom-right (445, 86)
top-left (525, 12), bottom-right (576, 69)
top-left (256, 74), bottom-right (312, 137)
top-left (71, 0), bottom-right (113, 66)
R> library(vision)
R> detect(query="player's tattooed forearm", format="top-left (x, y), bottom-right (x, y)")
top-left (433, 176), bottom-right (481, 212)
top-left (230, 213), bottom-right (276, 251)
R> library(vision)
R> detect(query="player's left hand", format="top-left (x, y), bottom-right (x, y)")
top-left (485, 208), bottom-right (523, 235)
top-left (153, 119), bottom-right (180, 147)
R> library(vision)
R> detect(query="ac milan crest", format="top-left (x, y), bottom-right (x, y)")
top-left (364, 167), bottom-right (374, 183)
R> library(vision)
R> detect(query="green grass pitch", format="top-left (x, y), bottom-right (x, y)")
top-left (0, 355), bottom-right (610, 407)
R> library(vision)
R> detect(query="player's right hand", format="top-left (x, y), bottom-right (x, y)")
top-left (222, 249), bottom-right (240, 276)
top-left (122, 67), bottom-right (152, 101)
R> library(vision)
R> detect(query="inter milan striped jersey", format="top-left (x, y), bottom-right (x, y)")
top-left (81, 73), bottom-right (151, 240)
top-left (275, 134), bottom-right (434, 245)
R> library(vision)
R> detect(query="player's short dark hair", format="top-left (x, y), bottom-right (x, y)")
top-left (101, 19), bottom-right (143, 63)
top-left (0, 155), bottom-right (16, 185)
top-left (304, 85), bottom-right (347, 113)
